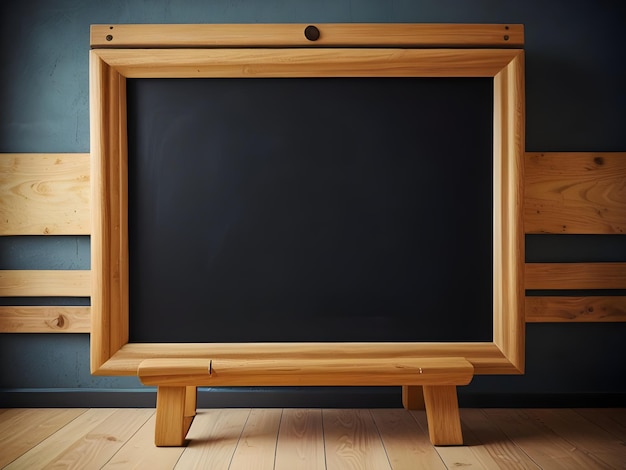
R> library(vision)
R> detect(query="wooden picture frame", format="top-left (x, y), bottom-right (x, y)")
top-left (90, 24), bottom-right (525, 445)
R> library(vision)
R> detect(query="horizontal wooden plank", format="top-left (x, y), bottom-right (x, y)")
top-left (0, 153), bottom-right (90, 235)
top-left (0, 306), bottom-right (90, 332)
top-left (0, 270), bottom-right (91, 297)
top-left (91, 23), bottom-right (523, 48)
top-left (525, 296), bottom-right (626, 322)
top-left (525, 152), bottom-right (626, 234)
top-left (525, 263), bottom-right (626, 290)
top-left (137, 357), bottom-right (474, 387)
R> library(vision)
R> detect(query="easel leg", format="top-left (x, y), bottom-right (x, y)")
top-left (155, 386), bottom-right (189, 446)
top-left (422, 385), bottom-right (463, 445)
top-left (183, 386), bottom-right (197, 435)
top-left (402, 385), bottom-right (425, 410)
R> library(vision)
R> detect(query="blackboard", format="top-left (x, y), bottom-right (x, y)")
top-left (126, 77), bottom-right (494, 343)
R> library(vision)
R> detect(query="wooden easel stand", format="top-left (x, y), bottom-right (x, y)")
top-left (138, 357), bottom-right (473, 447)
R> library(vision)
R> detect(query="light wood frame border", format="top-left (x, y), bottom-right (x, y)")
top-left (90, 24), bottom-right (525, 376)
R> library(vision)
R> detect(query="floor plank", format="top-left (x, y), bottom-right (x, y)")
top-left (323, 409), bottom-right (392, 470)
top-left (601, 408), bottom-right (626, 426)
top-left (43, 408), bottom-right (153, 469)
top-left (229, 408), bottom-right (283, 470)
top-left (575, 408), bottom-right (626, 442)
top-left (4, 408), bottom-right (117, 469)
top-left (460, 408), bottom-right (541, 469)
top-left (101, 413), bottom-right (187, 469)
top-left (274, 409), bottom-right (326, 470)
top-left (173, 408), bottom-right (251, 470)
top-left (0, 408), bottom-right (87, 468)
top-left (484, 408), bottom-right (614, 470)
top-left (371, 408), bottom-right (446, 470)
top-left (523, 408), bottom-right (626, 469)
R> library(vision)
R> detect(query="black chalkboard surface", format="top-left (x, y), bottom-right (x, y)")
top-left (127, 77), bottom-right (493, 343)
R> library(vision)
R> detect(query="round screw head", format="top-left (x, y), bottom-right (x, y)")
top-left (304, 25), bottom-right (320, 41)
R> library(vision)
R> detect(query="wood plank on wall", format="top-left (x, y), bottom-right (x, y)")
top-left (0, 270), bottom-right (91, 297)
top-left (0, 306), bottom-right (90, 333)
top-left (525, 262), bottom-right (626, 290)
top-left (525, 152), bottom-right (626, 234)
top-left (526, 296), bottom-right (626, 323)
top-left (0, 153), bottom-right (90, 236)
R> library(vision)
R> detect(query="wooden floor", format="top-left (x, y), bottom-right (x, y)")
top-left (0, 407), bottom-right (624, 469)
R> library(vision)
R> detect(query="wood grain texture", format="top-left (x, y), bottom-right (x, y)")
top-left (174, 409), bottom-right (250, 469)
top-left (92, 48), bottom-right (523, 79)
top-left (483, 409), bottom-right (614, 469)
top-left (459, 409), bottom-right (542, 469)
top-left (0, 306), bottom-right (90, 332)
top-left (492, 49), bottom-right (526, 374)
top-left (323, 409), bottom-right (392, 470)
top-left (91, 23), bottom-right (523, 48)
top-left (402, 385), bottom-right (425, 410)
top-left (90, 49), bottom-right (130, 373)
top-left (4, 408), bottom-right (117, 469)
top-left (229, 409), bottom-right (282, 470)
top-left (0, 270), bottom-right (91, 297)
top-left (370, 409), bottom-right (446, 470)
top-left (422, 386), bottom-right (463, 445)
top-left (101, 413), bottom-right (186, 469)
top-left (525, 262), bottom-right (626, 290)
top-left (3, 408), bottom-right (625, 468)
top-left (184, 386), bottom-right (197, 419)
top-left (90, 47), bottom-right (110, 372)
top-left (137, 357), bottom-right (474, 387)
top-left (33, 409), bottom-right (152, 469)
top-left (525, 152), bottom-right (626, 234)
top-left (410, 410), bottom-right (493, 468)
top-left (0, 408), bottom-right (88, 468)
top-left (522, 409), bottom-right (626, 469)
top-left (574, 409), bottom-right (626, 443)
top-left (155, 386), bottom-right (188, 446)
top-left (274, 409), bottom-right (325, 470)
top-left (0, 153), bottom-right (90, 235)
top-left (526, 296), bottom-right (626, 322)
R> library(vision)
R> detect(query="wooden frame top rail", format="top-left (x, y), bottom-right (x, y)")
top-left (91, 24), bottom-right (524, 49)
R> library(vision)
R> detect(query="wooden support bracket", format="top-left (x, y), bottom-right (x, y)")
top-left (139, 357), bottom-right (473, 447)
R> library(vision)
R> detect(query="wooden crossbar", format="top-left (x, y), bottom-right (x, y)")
top-left (138, 357), bottom-right (474, 387)
top-left (91, 23), bottom-right (523, 49)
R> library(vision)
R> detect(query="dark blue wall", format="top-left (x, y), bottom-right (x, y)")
top-left (1, 0), bottom-right (625, 407)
